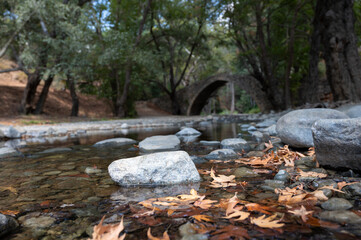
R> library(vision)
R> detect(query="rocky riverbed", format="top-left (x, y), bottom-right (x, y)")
top-left (0, 105), bottom-right (360, 239)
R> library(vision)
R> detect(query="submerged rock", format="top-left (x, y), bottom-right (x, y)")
top-left (221, 138), bottom-right (250, 152)
top-left (233, 167), bottom-right (259, 178)
top-left (205, 149), bottom-right (238, 160)
top-left (319, 211), bottom-right (361, 224)
top-left (93, 138), bottom-right (137, 147)
top-left (139, 135), bottom-right (180, 153)
top-left (0, 214), bottom-right (19, 237)
top-left (40, 147), bottom-right (73, 154)
top-left (108, 151), bottom-right (200, 186)
top-left (312, 118), bottom-right (361, 170)
top-left (321, 198), bottom-right (353, 211)
top-left (276, 109), bottom-right (348, 148)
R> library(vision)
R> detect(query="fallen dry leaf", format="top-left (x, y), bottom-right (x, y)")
top-left (210, 168), bottom-right (237, 188)
top-left (178, 189), bottom-right (202, 201)
top-left (90, 216), bottom-right (126, 240)
top-left (263, 140), bottom-right (274, 152)
top-left (191, 214), bottom-right (214, 222)
top-left (288, 206), bottom-right (313, 222)
top-left (194, 197), bottom-right (217, 210)
top-left (245, 203), bottom-right (272, 215)
top-left (296, 169), bottom-right (327, 180)
top-left (250, 214), bottom-right (284, 228)
top-left (0, 186), bottom-right (17, 195)
top-left (147, 228), bottom-right (170, 240)
top-left (223, 210), bottom-right (250, 221)
top-left (337, 181), bottom-right (357, 190)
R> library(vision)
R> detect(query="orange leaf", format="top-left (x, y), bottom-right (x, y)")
top-left (245, 203), bottom-right (272, 215)
top-left (250, 214), bottom-right (284, 228)
top-left (191, 214), bottom-right (214, 222)
top-left (194, 198), bottom-right (217, 210)
top-left (147, 228), bottom-right (170, 240)
top-left (0, 210), bottom-right (20, 217)
top-left (90, 216), bottom-right (126, 240)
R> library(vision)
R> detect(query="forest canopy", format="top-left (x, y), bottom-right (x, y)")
top-left (1, 0), bottom-right (361, 117)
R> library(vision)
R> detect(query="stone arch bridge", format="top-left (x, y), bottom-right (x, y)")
top-left (152, 73), bottom-right (273, 115)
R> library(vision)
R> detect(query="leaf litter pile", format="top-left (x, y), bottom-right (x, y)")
top-left (90, 143), bottom-right (361, 240)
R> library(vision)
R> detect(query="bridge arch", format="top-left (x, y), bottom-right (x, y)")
top-left (185, 73), bottom-right (273, 115)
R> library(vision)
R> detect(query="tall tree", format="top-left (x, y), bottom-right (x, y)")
top-left (303, 0), bottom-right (361, 103)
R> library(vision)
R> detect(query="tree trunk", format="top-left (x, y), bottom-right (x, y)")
top-left (19, 71), bottom-right (41, 114)
top-left (230, 81), bottom-right (235, 113)
top-left (68, 75), bottom-right (79, 117)
top-left (170, 92), bottom-right (181, 115)
top-left (34, 75), bottom-right (54, 114)
top-left (302, 1), bottom-right (322, 104)
top-left (317, 0), bottom-right (361, 101)
top-left (116, 64), bottom-right (131, 117)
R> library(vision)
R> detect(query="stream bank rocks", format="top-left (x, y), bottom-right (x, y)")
top-left (276, 109), bottom-right (348, 148)
top-left (108, 151), bottom-right (200, 186)
top-left (312, 118), bottom-right (361, 170)
top-left (139, 135), bottom-right (180, 153)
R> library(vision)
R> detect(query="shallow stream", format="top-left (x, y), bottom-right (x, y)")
top-left (1, 123), bottom-right (360, 239)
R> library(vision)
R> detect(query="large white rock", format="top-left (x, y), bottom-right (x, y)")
top-left (139, 135), bottom-right (180, 153)
top-left (108, 151), bottom-right (200, 186)
top-left (93, 137), bottom-right (137, 147)
top-left (276, 109), bottom-right (348, 148)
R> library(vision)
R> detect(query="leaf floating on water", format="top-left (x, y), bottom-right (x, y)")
top-left (147, 228), bottom-right (170, 240)
top-left (223, 210), bottom-right (250, 221)
top-left (296, 169), bottom-right (327, 180)
top-left (90, 215), bottom-right (126, 240)
top-left (209, 168), bottom-right (236, 188)
top-left (250, 214), bottom-right (284, 228)
top-left (194, 197), bottom-right (217, 210)
top-left (178, 189), bottom-right (202, 201)
top-left (263, 140), bottom-right (274, 152)
top-left (288, 205), bottom-right (313, 222)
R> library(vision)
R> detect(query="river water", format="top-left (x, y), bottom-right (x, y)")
top-left (0, 123), bottom-right (359, 239)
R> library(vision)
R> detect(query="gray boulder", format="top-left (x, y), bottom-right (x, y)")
top-left (176, 127), bottom-right (201, 136)
top-left (221, 138), bottom-right (250, 152)
top-left (108, 151), bottom-right (200, 186)
top-left (312, 118), bottom-right (361, 170)
top-left (0, 214), bottom-right (19, 237)
top-left (276, 109), bottom-right (348, 148)
top-left (205, 149), bottom-right (238, 160)
top-left (139, 135), bottom-right (180, 153)
top-left (0, 147), bottom-right (20, 158)
top-left (345, 104), bottom-right (361, 118)
top-left (93, 137), bottom-right (137, 147)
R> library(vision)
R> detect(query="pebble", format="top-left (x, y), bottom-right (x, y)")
top-left (43, 171), bottom-right (62, 176)
top-left (21, 216), bottom-right (56, 228)
top-left (274, 169), bottom-right (290, 181)
top-left (84, 167), bottom-right (102, 174)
